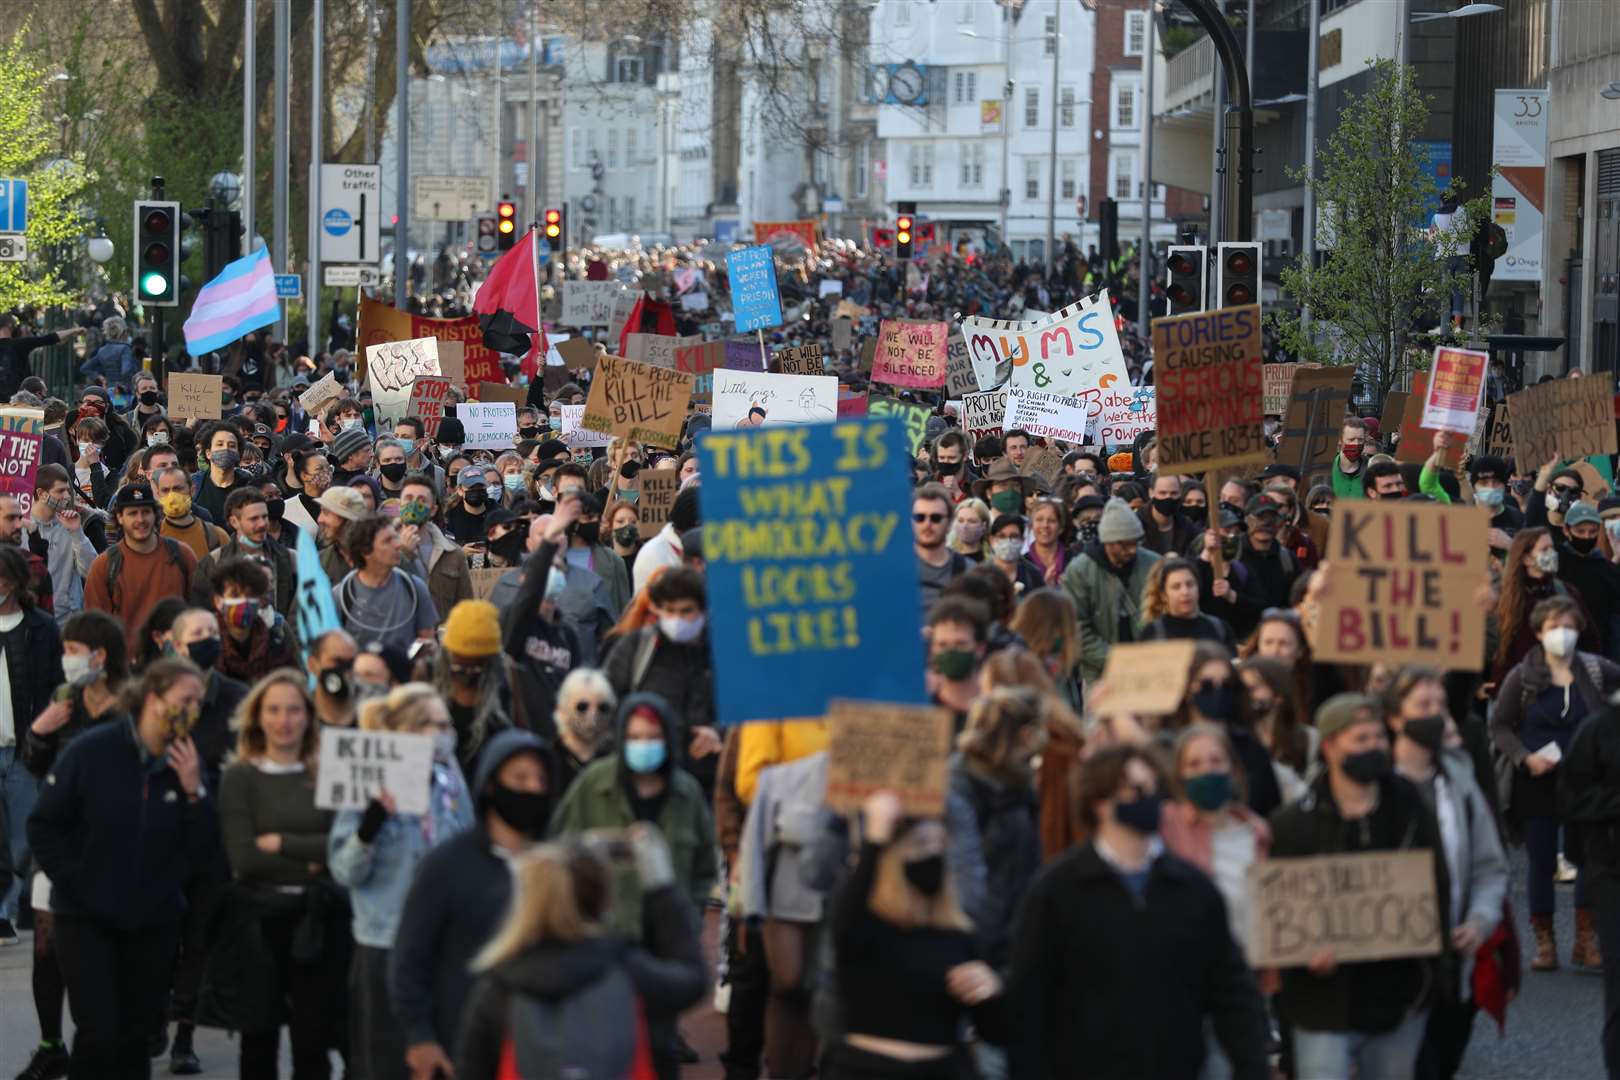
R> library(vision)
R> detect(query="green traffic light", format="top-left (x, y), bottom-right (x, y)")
top-left (141, 271), bottom-right (169, 296)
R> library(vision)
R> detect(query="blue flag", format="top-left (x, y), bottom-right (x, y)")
top-left (294, 525), bottom-right (341, 657)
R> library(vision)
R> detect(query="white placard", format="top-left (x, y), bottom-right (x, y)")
top-left (680, 291), bottom-right (709, 312)
top-left (560, 403), bottom-right (613, 448)
top-left (1002, 385), bottom-right (1093, 443)
top-left (459, 402), bottom-right (519, 449)
top-left (818, 279), bottom-right (844, 297)
top-left (366, 337), bottom-right (441, 430)
top-left (712, 370), bottom-right (838, 429)
top-left (315, 728), bottom-right (434, 815)
top-left (561, 282), bottom-right (628, 327)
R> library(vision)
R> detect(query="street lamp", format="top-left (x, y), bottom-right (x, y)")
top-left (958, 26), bottom-right (1013, 249)
top-left (1410, 2), bottom-right (1502, 23)
top-left (87, 237), bottom-right (114, 264)
top-left (210, 171), bottom-right (243, 210)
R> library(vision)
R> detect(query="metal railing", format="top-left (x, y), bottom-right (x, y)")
top-left (1164, 36), bottom-right (1215, 110)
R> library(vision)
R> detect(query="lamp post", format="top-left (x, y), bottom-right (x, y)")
top-left (956, 23), bottom-right (1012, 250)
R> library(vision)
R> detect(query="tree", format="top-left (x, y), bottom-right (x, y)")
top-left (0, 29), bottom-right (93, 312)
top-left (1274, 59), bottom-right (1488, 406)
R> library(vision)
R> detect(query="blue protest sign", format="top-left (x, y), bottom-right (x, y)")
top-left (723, 338), bottom-right (766, 371)
top-left (294, 524), bottom-right (341, 661)
top-left (699, 417), bottom-right (927, 726)
top-left (725, 244), bottom-right (783, 333)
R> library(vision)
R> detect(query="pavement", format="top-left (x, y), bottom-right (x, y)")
top-left (0, 848), bottom-right (1605, 1079)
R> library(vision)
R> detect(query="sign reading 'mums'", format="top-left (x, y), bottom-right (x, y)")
top-left (1151, 304), bottom-right (1266, 475)
top-left (698, 418), bottom-right (927, 726)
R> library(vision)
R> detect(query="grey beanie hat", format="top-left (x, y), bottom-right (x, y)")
top-left (1096, 496), bottom-right (1145, 543)
top-left (330, 425), bottom-right (372, 463)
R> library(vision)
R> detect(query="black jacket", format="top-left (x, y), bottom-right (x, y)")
top-left (454, 883), bottom-right (707, 1080)
top-left (602, 624), bottom-right (716, 786)
top-left (1, 606), bottom-right (63, 735)
top-left (26, 717), bottom-right (219, 930)
top-left (1268, 772), bottom-right (1452, 1033)
top-left (1561, 705), bottom-right (1620, 882)
top-left (949, 755), bottom-right (1040, 971)
top-left (1006, 843), bottom-right (1269, 1080)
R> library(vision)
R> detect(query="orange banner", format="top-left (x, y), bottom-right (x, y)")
top-left (358, 295), bottom-right (504, 400)
top-left (753, 220), bottom-right (819, 249)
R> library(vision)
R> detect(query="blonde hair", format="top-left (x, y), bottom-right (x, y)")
top-left (866, 827), bottom-right (973, 933)
top-left (948, 497), bottom-right (992, 555)
top-left (1007, 589), bottom-right (1080, 675)
top-left (472, 844), bottom-right (601, 971)
top-left (358, 682), bottom-right (443, 733)
top-left (958, 687), bottom-right (1046, 770)
top-left (234, 668), bottom-right (319, 765)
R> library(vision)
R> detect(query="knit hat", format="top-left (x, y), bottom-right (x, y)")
top-left (331, 425), bottom-right (371, 463)
top-left (1314, 692), bottom-right (1383, 741)
top-left (316, 486), bottom-right (367, 522)
top-left (437, 416), bottom-right (466, 445)
top-left (1096, 497), bottom-right (1144, 543)
top-left (443, 600), bottom-right (502, 657)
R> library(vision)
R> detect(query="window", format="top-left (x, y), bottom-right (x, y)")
top-left (1113, 151), bottom-right (1138, 199)
top-left (626, 197), bottom-right (635, 228)
top-left (909, 143), bottom-right (934, 187)
top-left (954, 71), bottom-right (977, 105)
top-left (1025, 158), bottom-right (1041, 200)
top-left (616, 55), bottom-right (643, 83)
top-left (1044, 15), bottom-right (1057, 55)
top-left (1024, 87), bottom-right (1039, 128)
top-left (1061, 159), bottom-right (1077, 199)
top-left (587, 128), bottom-right (599, 162)
top-left (896, 1), bottom-right (911, 27)
top-left (609, 196), bottom-right (618, 230)
top-left (1125, 11), bottom-right (1148, 57)
top-left (626, 128), bottom-right (638, 165)
top-left (570, 129), bottom-right (583, 170)
top-left (1115, 82), bottom-right (1135, 129)
top-left (961, 143), bottom-right (984, 187)
top-left (608, 129), bottom-right (620, 169)
top-left (957, 1), bottom-right (974, 24)
top-left (855, 141), bottom-right (870, 198)
top-left (1060, 86), bottom-right (1077, 128)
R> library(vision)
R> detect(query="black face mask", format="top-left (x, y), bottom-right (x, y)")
top-left (139, 390), bottom-right (159, 407)
top-left (1192, 683), bottom-right (1236, 722)
top-left (576, 521), bottom-right (600, 546)
top-left (1570, 535), bottom-right (1599, 556)
top-left (1220, 536), bottom-right (1242, 561)
top-left (379, 462), bottom-right (408, 483)
top-left (903, 854), bottom-right (945, 896)
top-left (613, 524), bottom-right (639, 547)
top-left (266, 497), bottom-right (285, 522)
top-left (462, 485), bottom-right (488, 508)
top-left (320, 667), bottom-right (352, 699)
top-left (184, 637), bottom-right (222, 671)
top-left (1340, 748), bottom-right (1391, 784)
top-left (1402, 715), bottom-right (1447, 754)
top-left (519, 426), bottom-right (541, 439)
top-left (1151, 497), bottom-right (1180, 519)
top-left (489, 530), bottom-right (527, 565)
top-left (1114, 793), bottom-right (1163, 835)
top-left (487, 783), bottom-right (551, 838)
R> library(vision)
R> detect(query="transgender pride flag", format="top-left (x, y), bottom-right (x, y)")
top-left (182, 246), bottom-right (280, 356)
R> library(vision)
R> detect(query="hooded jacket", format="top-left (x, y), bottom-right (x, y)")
top-left (1062, 540), bottom-right (1161, 683)
top-left (388, 730), bottom-right (558, 1049)
top-left (548, 692), bottom-right (718, 942)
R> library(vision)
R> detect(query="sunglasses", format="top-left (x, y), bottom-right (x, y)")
top-left (913, 512), bottom-right (947, 524)
top-left (574, 700), bottom-right (609, 714)
top-left (1554, 484), bottom-right (1581, 497)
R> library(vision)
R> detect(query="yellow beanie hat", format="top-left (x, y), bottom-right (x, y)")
top-left (443, 600), bottom-right (502, 657)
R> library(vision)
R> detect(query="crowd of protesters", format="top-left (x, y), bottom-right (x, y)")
top-left (0, 230), bottom-right (1613, 1080)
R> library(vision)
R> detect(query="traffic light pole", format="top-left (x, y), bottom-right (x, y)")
top-left (308, 0), bottom-right (324, 355)
top-left (393, 0), bottom-right (410, 308)
top-left (1177, 0), bottom-right (1253, 244)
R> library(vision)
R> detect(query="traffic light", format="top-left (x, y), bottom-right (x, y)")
top-left (475, 213), bottom-right (498, 256)
top-left (1215, 242), bottom-right (1261, 308)
top-left (543, 207), bottom-right (566, 275)
top-left (1099, 198), bottom-right (1119, 262)
top-left (496, 198), bottom-right (517, 251)
top-left (134, 200), bottom-right (181, 306)
top-left (895, 201), bottom-right (916, 261)
top-left (1164, 244), bottom-right (1208, 314)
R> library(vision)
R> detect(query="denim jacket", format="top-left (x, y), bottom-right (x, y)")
top-left (328, 758), bottom-right (475, 948)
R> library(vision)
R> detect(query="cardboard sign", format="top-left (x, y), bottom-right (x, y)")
top-left (459, 402), bottom-right (518, 450)
top-left (724, 338), bottom-right (768, 372)
top-left (867, 397), bottom-right (932, 456)
top-left (944, 333), bottom-right (978, 397)
top-left (542, 365), bottom-right (576, 395)
top-left (1094, 385), bottom-right (1156, 448)
top-left (580, 354), bottom-right (695, 450)
top-left (835, 299), bottom-right (871, 321)
top-left (674, 339), bottom-right (726, 377)
top-left (963, 290), bottom-right (1130, 398)
top-left (366, 336), bottom-right (441, 429)
top-left (960, 388), bottom-right (1007, 443)
top-left (1280, 366), bottom-right (1355, 487)
top-left (775, 343), bottom-right (825, 376)
top-left (1021, 446), bottom-right (1064, 490)
top-left (406, 376), bottom-right (452, 439)
top-left (315, 728), bottom-right (434, 815)
top-left (0, 408), bottom-right (44, 515)
top-left (837, 389), bottom-right (868, 418)
top-left (831, 316), bottom-right (854, 353)
top-left (1247, 851), bottom-right (1442, 969)
top-left (559, 404), bottom-right (613, 449)
top-left (637, 471), bottom-right (682, 539)
top-left (167, 373), bottom-right (224, 422)
top-left (556, 337), bottom-right (599, 373)
top-left (1420, 346), bottom-right (1489, 435)
top-left (1314, 500), bottom-right (1489, 671)
top-left (824, 701), bottom-right (954, 817)
top-left (1152, 305), bottom-right (1266, 476)
top-left (712, 370), bottom-right (838, 430)
top-left (561, 282), bottom-right (628, 327)
top-left (872, 319), bottom-right (949, 389)
top-left (726, 245), bottom-right (783, 332)
top-left (1396, 372), bottom-right (1467, 468)
top-left (1507, 372), bottom-right (1618, 468)
top-left (436, 340), bottom-right (466, 389)
top-left (1380, 391), bottom-right (1410, 442)
top-left (476, 381), bottom-right (528, 408)
top-left (299, 372), bottom-right (342, 418)
top-left (626, 332), bottom-right (701, 370)
top-left (1002, 386), bottom-right (1091, 443)
top-left (1263, 364), bottom-right (1298, 416)
top-left (1095, 641), bottom-right (1196, 717)
top-left (859, 337), bottom-right (878, 373)
top-left (1486, 402), bottom-right (1515, 465)
top-left (698, 418), bottom-right (928, 726)
top-left (469, 568), bottom-right (504, 601)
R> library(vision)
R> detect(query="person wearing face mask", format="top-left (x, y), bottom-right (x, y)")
top-left (435, 599), bottom-right (519, 777)
top-left (188, 487), bottom-right (297, 619)
top-left (1552, 501), bottom-right (1620, 659)
top-left (1007, 745), bottom-right (1266, 1079)
top-left (125, 372), bottom-right (165, 431)
top-left (1331, 416), bottom-right (1369, 500)
top-left (1467, 455), bottom-right (1523, 553)
top-left (26, 658), bottom-right (211, 1079)
top-left (554, 487), bottom-right (632, 616)
top-left (328, 423), bottom-right (375, 487)
top-left (924, 598), bottom-right (989, 726)
top-left (1491, 527), bottom-right (1597, 686)
top-left (1527, 458), bottom-right (1587, 531)
top-left (309, 629), bottom-right (361, 728)
top-left (445, 464), bottom-right (494, 545)
top-left (1064, 497), bottom-right (1162, 684)
top-left (972, 459), bottom-right (1036, 519)
top-left (1134, 472), bottom-right (1199, 557)
top-left (1383, 667), bottom-right (1508, 1079)
top-left (551, 668), bottom-right (618, 792)
top-left (208, 558), bottom-right (299, 684)
top-left (193, 422), bottom-right (252, 529)
top-left (390, 731), bottom-right (559, 1080)
top-left (154, 464), bottom-right (229, 561)
top-left (987, 513), bottom-right (1046, 597)
top-left (1169, 646), bottom-right (1282, 817)
top-left (1493, 596), bottom-right (1620, 971)
top-left (1065, 493), bottom-right (1106, 556)
top-left (1271, 693), bottom-right (1452, 1078)
top-left (374, 437), bottom-right (412, 501)
top-left (328, 684), bottom-right (474, 1080)
top-left (164, 607), bottom-right (248, 784)
top-left (946, 497), bottom-right (992, 563)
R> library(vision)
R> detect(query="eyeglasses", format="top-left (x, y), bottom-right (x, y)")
top-left (913, 512), bottom-right (947, 524)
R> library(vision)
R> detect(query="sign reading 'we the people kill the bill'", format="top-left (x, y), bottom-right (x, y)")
top-left (698, 417), bottom-right (927, 726)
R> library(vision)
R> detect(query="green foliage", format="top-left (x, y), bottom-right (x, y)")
top-left (0, 29), bottom-right (94, 311)
top-left (1274, 60), bottom-right (1489, 405)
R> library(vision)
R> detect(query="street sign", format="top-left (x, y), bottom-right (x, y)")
top-left (274, 274), bottom-right (302, 299)
top-left (0, 179), bottom-right (28, 234)
top-left (537, 237), bottom-right (550, 267)
top-left (323, 264), bottom-right (381, 288)
top-left (318, 163), bottom-right (381, 264)
top-left (0, 235), bottom-right (26, 262)
top-left (412, 176), bottom-right (491, 222)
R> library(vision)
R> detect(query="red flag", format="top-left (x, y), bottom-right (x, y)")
top-left (474, 230), bottom-right (539, 355)
top-left (615, 295), bottom-right (677, 357)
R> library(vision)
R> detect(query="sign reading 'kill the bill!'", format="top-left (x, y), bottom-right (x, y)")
top-left (1151, 305), bottom-right (1266, 475)
top-left (1314, 501), bottom-right (1489, 671)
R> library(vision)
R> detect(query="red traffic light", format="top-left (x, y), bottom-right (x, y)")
top-left (1168, 252), bottom-right (1198, 276)
top-left (497, 201), bottom-right (516, 218)
top-left (897, 215), bottom-right (913, 231)
top-left (142, 208), bottom-right (172, 234)
top-left (544, 208), bottom-right (562, 239)
top-left (1225, 250), bottom-right (1253, 277)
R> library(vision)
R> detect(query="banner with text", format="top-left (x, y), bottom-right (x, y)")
top-left (961, 290), bottom-right (1130, 399)
top-left (1507, 372), bottom-right (1617, 467)
top-left (580, 354), bottom-right (695, 450)
top-left (1152, 305), bottom-right (1266, 476)
top-left (1420, 346), bottom-right (1489, 435)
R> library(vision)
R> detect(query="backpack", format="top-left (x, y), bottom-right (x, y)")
top-left (502, 966), bottom-right (651, 1080)
top-left (106, 537), bottom-right (188, 605)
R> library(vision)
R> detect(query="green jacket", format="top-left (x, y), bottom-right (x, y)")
top-left (1330, 455), bottom-right (1364, 500)
top-left (1062, 546), bottom-right (1162, 684)
top-left (549, 756), bottom-right (717, 941)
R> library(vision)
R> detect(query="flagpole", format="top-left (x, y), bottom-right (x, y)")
top-left (531, 223), bottom-right (543, 406)
top-left (757, 328), bottom-right (766, 369)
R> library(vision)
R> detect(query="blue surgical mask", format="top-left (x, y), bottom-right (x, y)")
top-left (623, 738), bottom-right (666, 774)
top-left (503, 474), bottom-right (525, 493)
top-left (544, 568), bottom-right (567, 603)
top-left (1474, 485), bottom-right (1504, 510)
